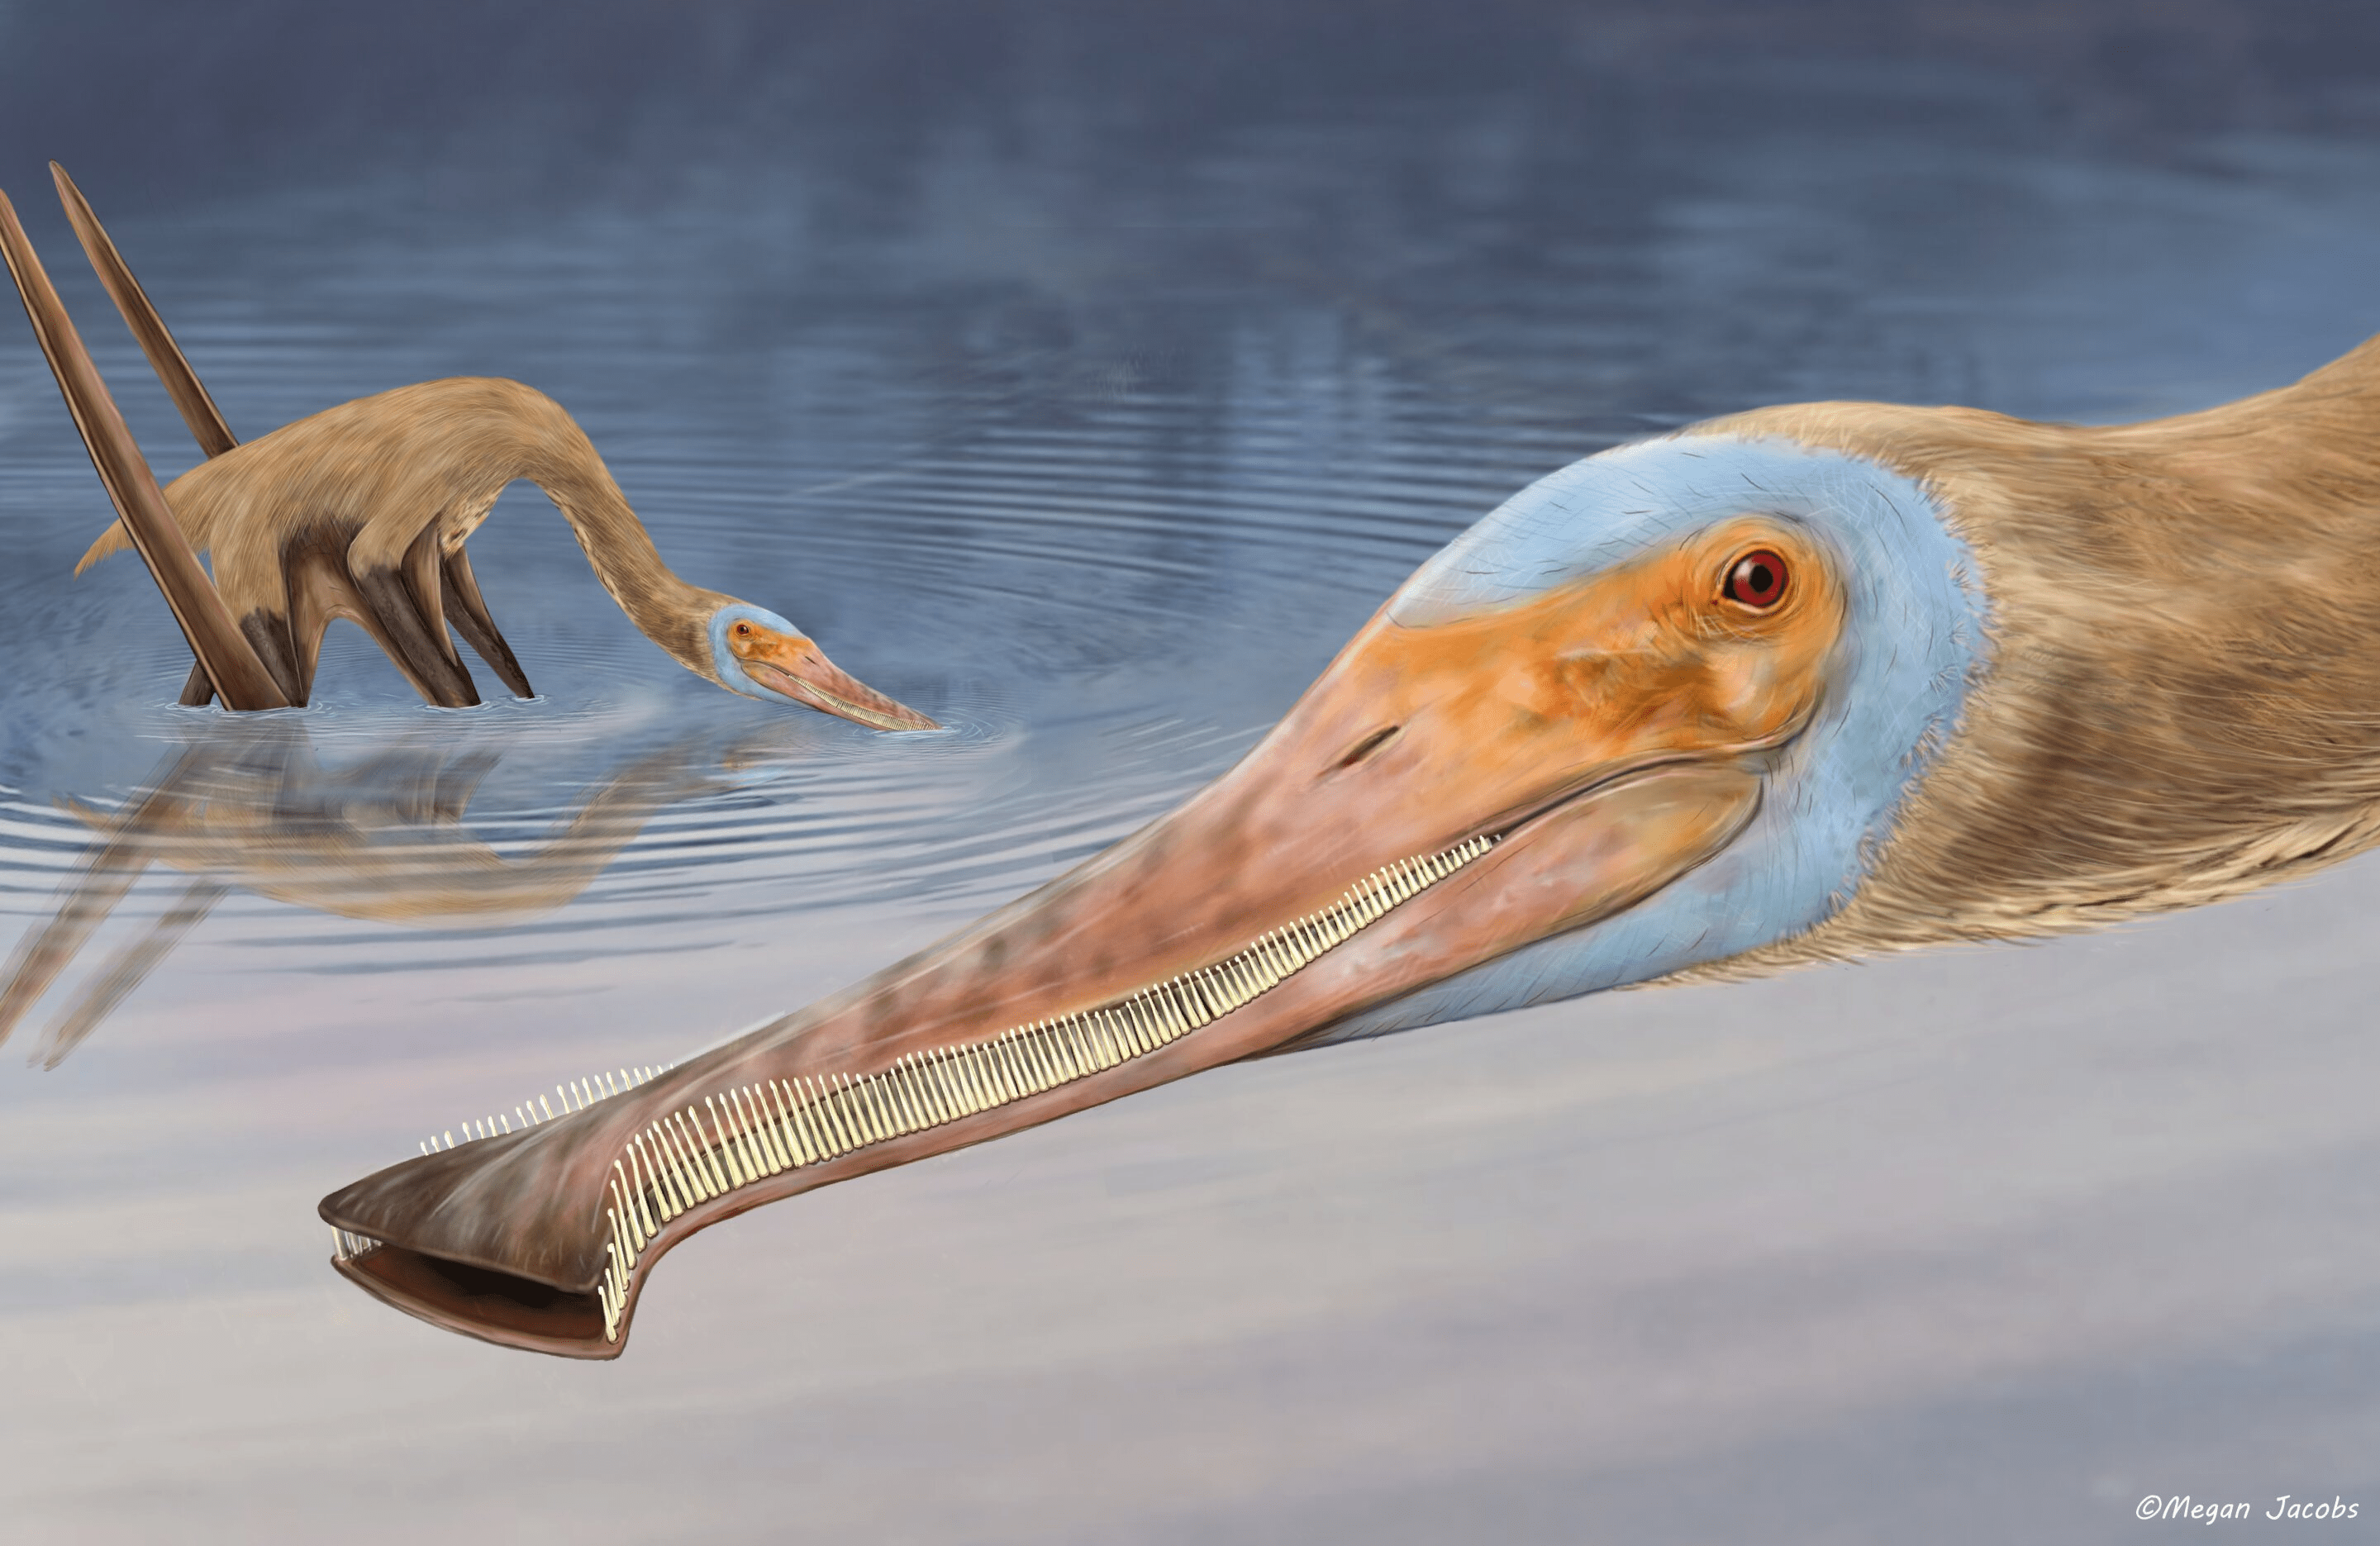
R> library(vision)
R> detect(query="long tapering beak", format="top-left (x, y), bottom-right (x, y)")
top-left (322, 521), bottom-right (1842, 1355)
top-left (732, 625), bottom-right (940, 731)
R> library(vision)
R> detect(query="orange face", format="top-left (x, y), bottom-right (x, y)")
top-left (1286, 516), bottom-right (1843, 858)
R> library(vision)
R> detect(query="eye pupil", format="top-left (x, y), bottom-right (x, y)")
top-left (1724, 549), bottom-right (1788, 609)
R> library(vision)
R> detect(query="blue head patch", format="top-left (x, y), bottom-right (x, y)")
top-left (707, 603), bottom-right (805, 700)
top-left (1325, 432), bottom-right (1990, 1041)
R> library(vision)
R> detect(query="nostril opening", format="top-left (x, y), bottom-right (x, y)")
top-left (1334, 725), bottom-right (1402, 772)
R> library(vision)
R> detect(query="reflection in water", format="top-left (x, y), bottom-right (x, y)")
top-left (0, 721), bottom-right (739, 1068)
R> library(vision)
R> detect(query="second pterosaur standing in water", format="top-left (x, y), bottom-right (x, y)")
top-left (0, 166), bottom-right (935, 730)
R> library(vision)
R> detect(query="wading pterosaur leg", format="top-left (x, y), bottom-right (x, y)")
top-left (440, 547), bottom-right (535, 697)
top-left (178, 659), bottom-right (217, 706)
top-left (0, 189), bottom-right (290, 710)
top-left (32, 876), bottom-right (228, 1069)
top-left (351, 529), bottom-right (482, 708)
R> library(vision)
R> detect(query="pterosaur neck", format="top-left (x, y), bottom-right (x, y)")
top-left (529, 452), bottom-right (721, 668)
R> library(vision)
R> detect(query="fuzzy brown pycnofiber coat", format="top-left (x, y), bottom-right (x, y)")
top-left (1696, 334), bottom-right (2380, 976)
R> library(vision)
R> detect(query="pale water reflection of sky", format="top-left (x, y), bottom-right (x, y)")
top-left (0, 5), bottom-right (2376, 1540)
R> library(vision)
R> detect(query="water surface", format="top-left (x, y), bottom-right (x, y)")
top-left (2, 7), bottom-right (2377, 1540)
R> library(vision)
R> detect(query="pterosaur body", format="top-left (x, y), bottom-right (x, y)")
top-left (2, 168), bottom-right (934, 730)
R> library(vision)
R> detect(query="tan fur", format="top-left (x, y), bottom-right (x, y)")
top-left (1674, 334), bottom-right (2380, 978)
top-left (79, 377), bottom-right (728, 677)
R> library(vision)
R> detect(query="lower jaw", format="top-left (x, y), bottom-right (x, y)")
top-left (330, 831), bottom-right (1507, 1356)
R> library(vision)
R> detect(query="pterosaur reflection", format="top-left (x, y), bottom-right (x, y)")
top-left (0, 721), bottom-right (746, 1068)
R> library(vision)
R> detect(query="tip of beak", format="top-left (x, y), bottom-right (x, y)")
top-left (837, 697), bottom-right (943, 733)
top-left (741, 647), bottom-right (940, 732)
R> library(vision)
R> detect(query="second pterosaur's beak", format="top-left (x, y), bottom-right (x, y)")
top-left (323, 517), bottom-right (1844, 1354)
top-left (727, 622), bottom-right (940, 731)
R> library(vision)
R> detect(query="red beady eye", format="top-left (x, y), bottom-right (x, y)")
top-left (1723, 549), bottom-right (1789, 609)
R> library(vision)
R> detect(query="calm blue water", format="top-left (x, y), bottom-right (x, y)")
top-left (2, 6), bottom-right (2377, 1540)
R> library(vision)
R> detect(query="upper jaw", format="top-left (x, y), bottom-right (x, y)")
top-left (743, 654), bottom-right (940, 731)
top-left (317, 687), bottom-right (1782, 1353)
top-left (318, 759), bottom-right (1763, 1355)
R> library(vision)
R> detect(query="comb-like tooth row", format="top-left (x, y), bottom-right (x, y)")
top-left (331, 1227), bottom-right (380, 1262)
top-left (592, 835), bottom-right (1497, 1340)
top-left (416, 1065), bottom-right (672, 1156)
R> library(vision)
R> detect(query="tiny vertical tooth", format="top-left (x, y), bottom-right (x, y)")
top-left (637, 1131), bottom-right (677, 1219)
top-left (871, 1067), bottom-right (908, 1138)
top-left (908, 1054), bottom-right (951, 1126)
top-left (912, 1054), bottom-right (953, 1125)
top-left (867, 1068), bottom-right (902, 1139)
top-left (668, 1111), bottom-right (716, 1197)
top-left (612, 1163), bottom-right (645, 1251)
top-left (951, 1048), bottom-right (984, 1115)
top-left (814, 1077), bottom-right (856, 1154)
top-left (741, 1086), bottom-right (788, 1172)
top-left (790, 1078), bottom-right (830, 1155)
top-left (797, 1077), bottom-right (837, 1155)
top-left (729, 1088), bottom-right (771, 1177)
top-left (808, 1075), bottom-right (850, 1155)
top-left (704, 1099), bottom-right (745, 1188)
top-left (741, 1086), bottom-right (780, 1173)
top-left (848, 1072), bottom-right (887, 1144)
top-left (964, 1044), bottom-right (997, 1109)
top-left (669, 1115), bottom-right (711, 1203)
top-left (1008, 1027), bottom-right (1038, 1095)
top-left (895, 1058), bottom-right (935, 1131)
top-left (714, 1092), bottom-right (756, 1182)
top-left (774, 1079), bottom-right (813, 1163)
top-left (778, 1079), bottom-right (822, 1165)
top-left (652, 1126), bottom-right (693, 1214)
top-left (654, 1116), bottom-right (696, 1205)
top-left (983, 1037), bottom-right (1017, 1104)
top-left (690, 1106), bottom-right (731, 1192)
top-left (767, 1080), bottom-right (812, 1166)
top-left (804, 1075), bottom-right (842, 1157)
top-left (888, 1063), bottom-right (921, 1134)
top-left (833, 1074), bottom-right (872, 1147)
top-left (637, 1132), bottom-right (675, 1217)
top-left (854, 1070), bottom-right (889, 1144)
top-left (607, 1181), bottom-right (633, 1265)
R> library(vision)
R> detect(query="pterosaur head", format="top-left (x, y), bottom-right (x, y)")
top-left (1288, 431), bottom-right (1989, 1038)
top-left (702, 602), bottom-right (940, 731)
top-left (321, 430), bottom-right (1991, 1355)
